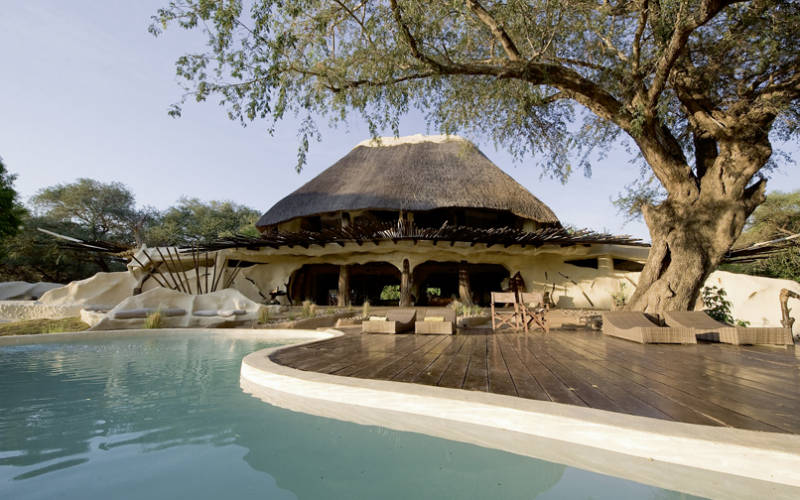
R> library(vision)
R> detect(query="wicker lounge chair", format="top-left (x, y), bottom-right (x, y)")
top-left (663, 311), bottom-right (793, 345)
top-left (602, 311), bottom-right (696, 344)
top-left (415, 308), bottom-right (456, 335)
top-left (362, 308), bottom-right (417, 334)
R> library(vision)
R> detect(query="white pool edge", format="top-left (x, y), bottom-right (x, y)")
top-left (241, 328), bottom-right (800, 495)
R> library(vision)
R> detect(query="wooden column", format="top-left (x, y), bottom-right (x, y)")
top-left (458, 261), bottom-right (473, 305)
top-left (399, 259), bottom-right (413, 307)
top-left (337, 264), bottom-right (350, 307)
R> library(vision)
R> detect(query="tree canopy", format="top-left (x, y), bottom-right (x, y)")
top-left (151, 0), bottom-right (798, 173)
top-left (724, 190), bottom-right (800, 282)
top-left (147, 197), bottom-right (260, 245)
top-left (32, 178), bottom-right (153, 244)
top-left (1, 179), bottom-right (260, 284)
top-left (0, 157), bottom-right (25, 241)
top-left (151, 0), bottom-right (800, 312)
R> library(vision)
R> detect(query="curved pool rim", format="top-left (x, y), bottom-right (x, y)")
top-left (242, 328), bottom-right (800, 500)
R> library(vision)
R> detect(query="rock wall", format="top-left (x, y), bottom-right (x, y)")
top-left (38, 272), bottom-right (137, 308)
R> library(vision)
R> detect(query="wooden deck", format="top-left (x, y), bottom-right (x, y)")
top-left (271, 328), bottom-right (800, 434)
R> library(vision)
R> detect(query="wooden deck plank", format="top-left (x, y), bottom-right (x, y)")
top-left (269, 328), bottom-right (800, 434)
top-left (576, 339), bottom-right (800, 431)
top-left (486, 336), bottom-right (518, 397)
top-left (413, 336), bottom-right (468, 386)
top-left (437, 336), bottom-right (473, 389)
top-left (560, 333), bottom-right (788, 432)
top-left (392, 336), bottom-right (451, 383)
top-left (463, 335), bottom-right (489, 392)
top-left (495, 335), bottom-right (550, 400)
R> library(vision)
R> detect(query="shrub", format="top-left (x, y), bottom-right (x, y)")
top-left (361, 300), bottom-right (370, 319)
top-left (258, 307), bottom-right (271, 324)
top-left (301, 300), bottom-right (316, 318)
top-left (702, 286), bottom-right (750, 326)
top-left (611, 282), bottom-right (628, 309)
top-left (450, 300), bottom-right (482, 317)
top-left (144, 309), bottom-right (163, 329)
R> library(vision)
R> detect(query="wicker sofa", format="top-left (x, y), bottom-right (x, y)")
top-left (415, 308), bottom-right (456, 335)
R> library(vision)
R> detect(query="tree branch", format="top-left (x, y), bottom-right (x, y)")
top-left (632, 0), bottom-right (648, 74)
top-left (464, 0), bottom-right (521, 61)
top-left (647, 0), bottom-right (747, 109)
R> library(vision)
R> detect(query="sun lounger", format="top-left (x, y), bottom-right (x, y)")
top-left (664, 311), bottom-right (793, 345)
top-left (415, 308), bottom-right (456, 335)
top-left (602, 311), bottom-right (696, 344)
top-left (362, 308), bottom-right (417, 334)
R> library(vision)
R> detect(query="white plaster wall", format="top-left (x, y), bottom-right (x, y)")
top-left (38, 272), bottom-right (137, 308)
top-left (704, 270), bottom-right (800, 333)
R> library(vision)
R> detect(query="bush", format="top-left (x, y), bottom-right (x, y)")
top-left (257, 307), bottom-right (271, 324)
top-left (361, 300), bottom-right (370, 319)
top-left (701, 286), bottom-right (749, 326)
top-left (144, 309), bottom-right (163, 329)
top-left (611, 282), bottom-right (628, 309)
top-left (450, 300), bottom-right (482, 317)
top-left (301, 300), bottom-right (316, 318)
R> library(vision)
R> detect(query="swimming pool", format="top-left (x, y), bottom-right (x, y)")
top-left (0, 330), bottom-right (702, 499)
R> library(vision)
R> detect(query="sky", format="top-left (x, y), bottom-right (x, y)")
top-left (1, 1), bottom-right (798, 242)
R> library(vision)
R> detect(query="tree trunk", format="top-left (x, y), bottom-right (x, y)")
top-left (627, 141), bottom-right (768, 314)
top-left (458, 261), bottom-right (473, 306)
top-left (399, 259), bottom-right (413, 307)
top-left (337, 265), bottom-right (350, 307)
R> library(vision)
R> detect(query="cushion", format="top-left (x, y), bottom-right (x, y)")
top-left (424, 316), bottom-right (445, 322)
top-left (369, 316), bottom-right (387, 321)
top-left (193, 309), bottom-right (218, 317)
top-left (114, 308), bottom-right (154, 319)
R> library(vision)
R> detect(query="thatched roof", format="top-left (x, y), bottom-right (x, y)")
top-left (257, 135), bottom-right (560, 228)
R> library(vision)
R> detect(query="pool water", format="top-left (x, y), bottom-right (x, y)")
top-left (0, 332), bottom-right (700, 499)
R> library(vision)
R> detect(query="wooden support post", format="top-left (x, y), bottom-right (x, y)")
top-left (337, 264), bottom-right (350, 307)
top-left (458, 261), bottom-right (473, 306)
top-left (400, 259), bottom-right (413, 307)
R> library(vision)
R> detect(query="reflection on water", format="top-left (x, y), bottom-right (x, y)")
top-left (0, 333), bottom-right (697, 499)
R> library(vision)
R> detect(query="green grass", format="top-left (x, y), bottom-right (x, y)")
top-left (0, 317), bottom-right (90, 336)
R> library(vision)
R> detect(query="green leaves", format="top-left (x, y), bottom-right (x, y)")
top-left (0, 157), bottom-right (26, 242)
top-left (147, 197), bottom-right (260, 245)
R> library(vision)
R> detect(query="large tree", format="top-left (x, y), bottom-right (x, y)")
top-left (152, 0), bottom-right (799, 312)
top-left (32, 179), bottom-right (157, 271)
top-left (147, 197), bottom-right (260, 246)
top-left (0, 156), bottom-right (25, 241)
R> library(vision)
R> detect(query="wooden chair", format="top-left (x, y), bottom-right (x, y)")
top-left (519, 292), bottom-right (549, 334)
top-left (491, 292), bottom-right (521, 331)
